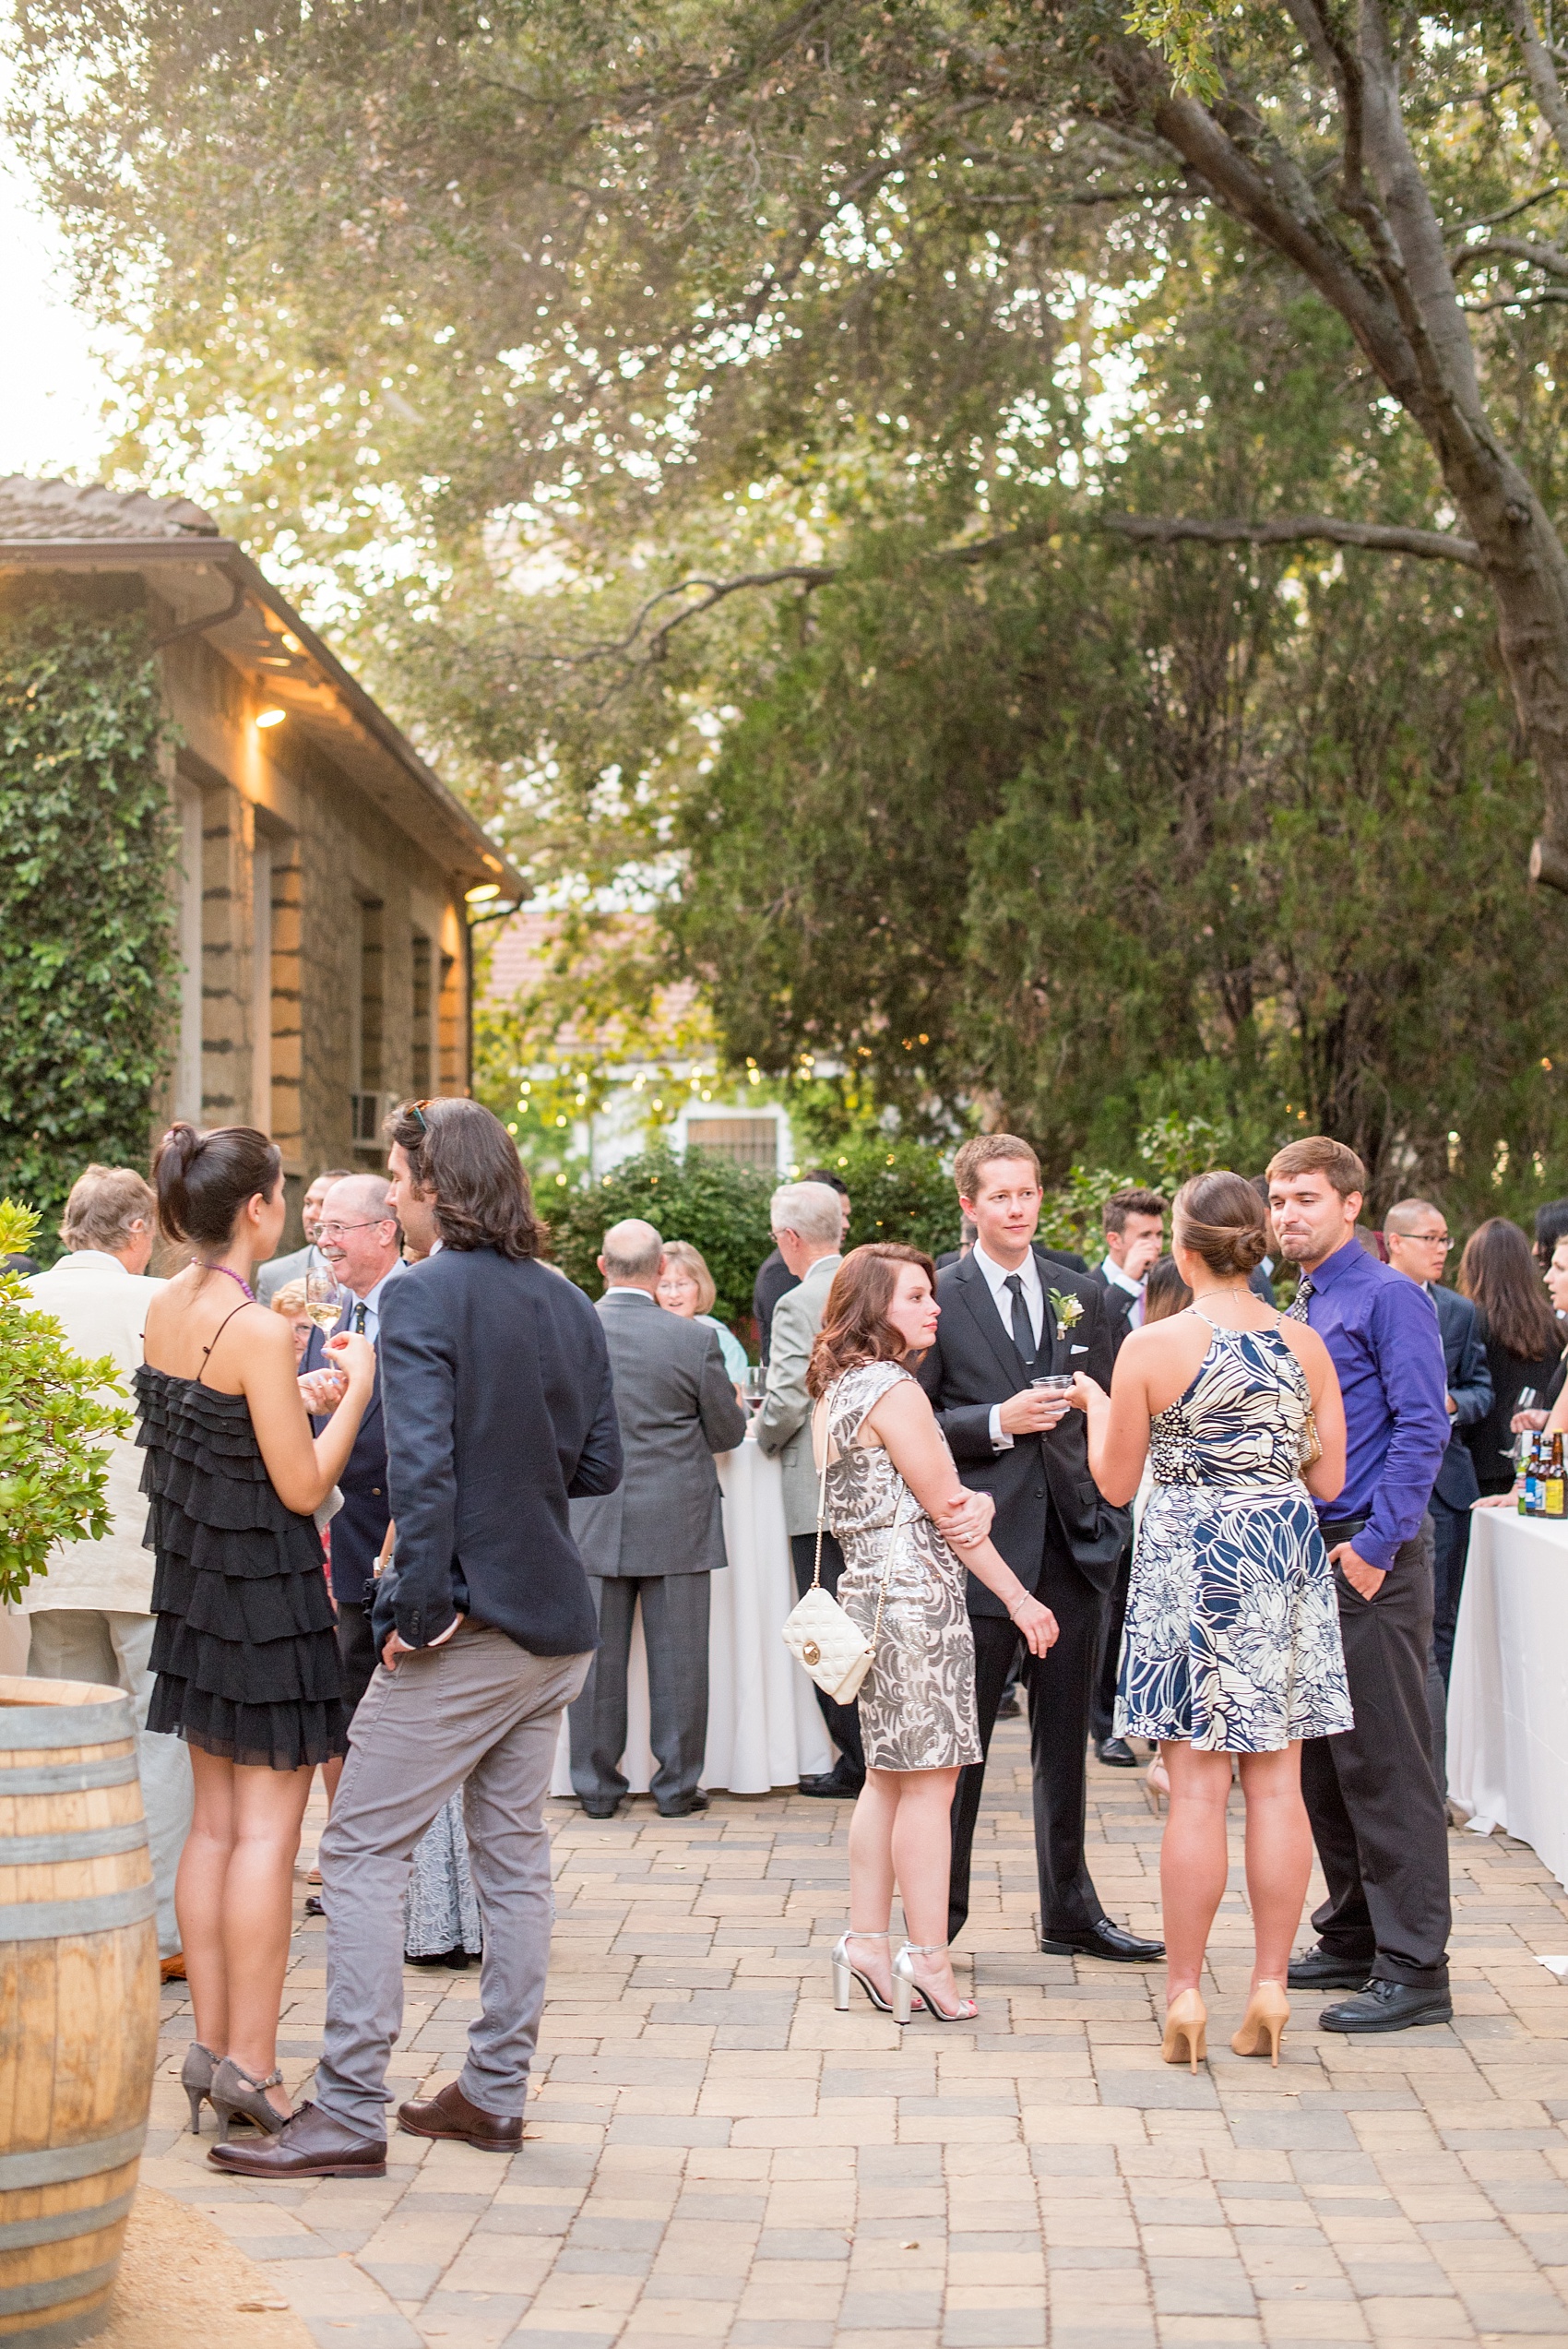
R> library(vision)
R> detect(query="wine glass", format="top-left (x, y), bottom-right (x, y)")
top-left (304, 1266), bottom-right (342, 1334)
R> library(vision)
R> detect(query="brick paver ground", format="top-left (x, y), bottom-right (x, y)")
top-left (144, 1722), bottom-right (1568, 2349)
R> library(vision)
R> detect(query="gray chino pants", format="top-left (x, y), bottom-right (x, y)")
top-left (315, 1625), bottom-right (591, 2138)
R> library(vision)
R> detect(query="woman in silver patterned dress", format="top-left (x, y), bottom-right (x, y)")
top-left (806, 1245), bottom-right (1058, 2025)
top-left (1074, 1174), bottom-right (1350, 2072)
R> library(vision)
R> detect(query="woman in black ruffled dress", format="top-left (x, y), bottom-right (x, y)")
top-left (138, 1122), bottom-right (374, 2145)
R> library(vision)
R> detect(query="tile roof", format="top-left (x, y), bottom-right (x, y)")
top-left (0, 474), bottom-right (220, 542)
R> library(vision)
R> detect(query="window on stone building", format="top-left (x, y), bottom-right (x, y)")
top-left (350, 897), bottom-right (385, 1148)
top-left (411, 930), bottom-right (433, 1099)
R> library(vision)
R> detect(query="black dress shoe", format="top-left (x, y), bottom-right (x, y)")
top-left (658, 1792), bottom-right (710, 1818)
top-left (1039, 1919), bottom-right (1165, 1962)
top-left (1287, 1942), bottom-right (1372, 1992)
top-left (1320, 1978), bottom-right (1454, 2033)
top-left (405, 1947), bottom-right (471, 1970)
top-left (1095, 1736), bottom-right (1137, 1768)
top-left (303, 1894), bottom-right (325, 1918)
top-left (580, 1796), bottom-right (622, 1819)
top-left (798, 1771), bottom-right (865, 1798)
top-left (995, 1689), bottom-right (1022, 1720)
top-left (208, 2100), bottom-right (386, 2178)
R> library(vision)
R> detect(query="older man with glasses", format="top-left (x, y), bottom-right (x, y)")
top-left (1383, 1198), bottom-right (1492, 1793)
top-left (299, 1174), bottom-right (406, 1776)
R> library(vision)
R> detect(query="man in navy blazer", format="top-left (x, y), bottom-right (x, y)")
top-left (300, 1174), bottom-right (405, 1749)
top-left (1384, 1199), bottom-right (1492, 1786)
top-left (216, 1101), bottom-right (622, 2182)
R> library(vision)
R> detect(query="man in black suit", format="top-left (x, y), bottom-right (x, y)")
top-left (1384, 1198), bottom-right (1492, 1789)
top-left (917, 1135), bottom-right (1164, 1963)
top-left (1086, 1188), bottom-right (1168, 1766)
top-left (216, 1099), bottom-right (623, 2180)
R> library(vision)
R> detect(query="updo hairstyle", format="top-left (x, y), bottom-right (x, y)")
top-left (1171, 1170), bottom-right (1268, 1280)
top-left (153, 1121), bottom-right (282, 1249)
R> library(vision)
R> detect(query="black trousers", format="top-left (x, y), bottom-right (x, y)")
top-left (1425, 1493), bottom-right (1474, 1795)
top-left (790, 1532), bottom-right (865, 1782)
top-left (948, 1546), bottom-right (1106, 1945)
top-left (1089, 1541), bottom-right (1133, 1747)
top-left (336, 1598), bottom-right (379, 1724)
top-left (1301, 1518), bottom-right (1452, 1990)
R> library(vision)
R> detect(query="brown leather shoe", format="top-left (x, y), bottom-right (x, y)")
top-left (160, 1952), bottom-right (187, 1983)
top-left (398, 2077), bottom-right (523, 2152)
top-left (207, 2100), bottom-right (386, 2178)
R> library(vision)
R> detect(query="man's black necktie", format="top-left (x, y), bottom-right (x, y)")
top-left (1004, 1271), bottom-right (1035, 1366)
top-left (353, 1300), bottom-right (367, 1336)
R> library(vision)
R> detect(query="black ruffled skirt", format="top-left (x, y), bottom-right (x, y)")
top-left (136, 1365), bottom-right (347, 1771)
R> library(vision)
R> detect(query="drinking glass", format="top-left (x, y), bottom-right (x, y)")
top-left (304, 1267), bottom-right (342, 1333)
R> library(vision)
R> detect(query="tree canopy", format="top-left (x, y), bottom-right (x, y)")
top-left (12, 0), bottom-right (1568, 1202)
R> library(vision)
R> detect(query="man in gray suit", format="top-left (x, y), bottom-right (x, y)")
top-left (754, 1181), bottom-right (858, 1798)
top-left (568, 1219), bottom-right (749, 1818)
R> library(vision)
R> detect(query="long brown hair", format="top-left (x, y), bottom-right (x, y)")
top-left (806, 1244), bottom-right (936, 1398)
top-left (386, 1098), bottom-right (545, 1260)
top-left (1459, 1217), bottom-right (1561, 1361)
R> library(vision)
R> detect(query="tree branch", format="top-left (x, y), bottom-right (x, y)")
top-left (1503, 0), bottom-right (1568, 162)
top-left (1454, 232), bottom-right (1568, 278)
top-left (1101, 512), bottom-right (1482, 565)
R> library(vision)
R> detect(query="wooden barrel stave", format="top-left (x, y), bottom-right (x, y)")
top-left (0, 1678), bottom-right (159, 2349)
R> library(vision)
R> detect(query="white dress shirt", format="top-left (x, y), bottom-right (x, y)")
top-left (971, 1242), bottom-right (1044, 1452)
top-left (1100, 1254), bottom-right (1146, 1330)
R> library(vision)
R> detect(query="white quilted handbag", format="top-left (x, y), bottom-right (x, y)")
top-left (780, 1379), bottom-right (909, 1705)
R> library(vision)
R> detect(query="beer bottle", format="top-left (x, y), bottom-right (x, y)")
top-left (1548, 1433), bottom-right (1567, 1520)
top-left (1525, 1436), bottom-right (1544, 1516)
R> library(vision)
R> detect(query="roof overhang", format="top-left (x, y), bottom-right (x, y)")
top-left (0, 536), bottom-right (525, 901)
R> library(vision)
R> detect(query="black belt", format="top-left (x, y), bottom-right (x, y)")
top-left (1318, 1513), bottom-right (1370, 1547)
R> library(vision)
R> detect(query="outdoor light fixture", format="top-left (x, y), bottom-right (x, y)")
top-left (465, 882), bottom-right (502, 904)
top-left (255, 707), bottom-right (286, 729)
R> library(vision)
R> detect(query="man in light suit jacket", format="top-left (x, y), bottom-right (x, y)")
top-left (1384, 1198), bottom-right (1492, 1790)
top-left (917, 1136), bottom-right (1163, 1963)
top-left (568, 1219), bottom-right (748, 1819)
top-left (24, 1164), bottom-right (192, 1974)
top-left (214, 1099), bottom-right (623, 2179)
top-left (754, 1181), bottom-right (855, 1796)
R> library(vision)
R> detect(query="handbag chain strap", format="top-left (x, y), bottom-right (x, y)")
top-left (814, 1369), bottom-right (916, 1649)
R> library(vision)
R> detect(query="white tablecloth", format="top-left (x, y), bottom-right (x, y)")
top-left (1448, 1506), bottom-right (1568, 1890)
top-left (551, 1437), bottom-right (832, 1796)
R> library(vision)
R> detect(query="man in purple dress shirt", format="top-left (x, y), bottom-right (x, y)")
top-left (1267, 1137), bottom-right (1454, 2033)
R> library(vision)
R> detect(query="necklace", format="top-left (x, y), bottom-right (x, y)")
top-left (200, 1261), bottom-right (255, 1304)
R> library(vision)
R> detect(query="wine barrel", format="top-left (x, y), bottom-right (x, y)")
top-left (0, 1675), bottom-right (159, 2349)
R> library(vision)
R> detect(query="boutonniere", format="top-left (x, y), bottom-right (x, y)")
top-left (1049, 1288), bottom-right (1085, 1329)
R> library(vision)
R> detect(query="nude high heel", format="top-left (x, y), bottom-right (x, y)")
top-left (1161, 1988), bottom-right (1207, 2072)
top-left (1231, 1981), bottom-right (1289, 2067)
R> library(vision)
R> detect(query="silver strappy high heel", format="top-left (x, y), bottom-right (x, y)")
top-left (831, 1929), bottom-right (923, 2017)
top-left (892, 1941), bottom-right (978, 2025)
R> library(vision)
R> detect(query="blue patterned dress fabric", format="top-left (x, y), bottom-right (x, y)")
top-left (1116, 1318), bottom-right (1354, 1752)
top-left (825, 1361), bottom-right (982, 1772)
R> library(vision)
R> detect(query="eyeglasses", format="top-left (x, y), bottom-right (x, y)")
top-left (1407, 1232), bottom-right (1453, 1249)
top-left (317, 1219), bottom-right (397, 1240)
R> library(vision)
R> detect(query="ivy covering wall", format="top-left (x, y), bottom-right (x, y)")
top-left (0, 584), bottom-right (178, 1250)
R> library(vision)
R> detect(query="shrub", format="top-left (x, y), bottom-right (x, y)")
top-left (549, 1147), bottom-right (776, 1333)
top-left (0, 1201), bottom-right (128, 1604)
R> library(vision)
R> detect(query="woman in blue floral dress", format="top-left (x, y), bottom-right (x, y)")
top-left (1074, 1172), bottom-right (1351, 2073)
